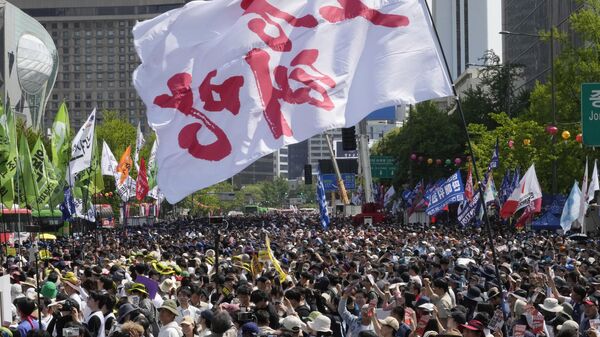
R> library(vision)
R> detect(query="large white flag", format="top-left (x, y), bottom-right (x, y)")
top-left (133, 0), bottom-right (453, 202)
top-left (101, 141), bottom-right (119, 177)
top-left (561, 181), bottom-right (582, 232)
top-left (589, 159), bottom-right (599, 203)
top-left (134, 122), bottom-right (146, 171)
top-left (68, 108), bottom-right (96, 184)
top-left (500, 164), bottom-right (542, 219)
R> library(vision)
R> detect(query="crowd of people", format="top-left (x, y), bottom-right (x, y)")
top-left (2, 214), bottom-right (600, 337)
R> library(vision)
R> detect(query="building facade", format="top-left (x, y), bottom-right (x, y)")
top-left (502, 0), bottom-right (582, 91)
top-left (427, 0), bottom-right (503, 81)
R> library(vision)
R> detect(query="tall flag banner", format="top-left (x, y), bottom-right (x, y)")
top-left (500, 164), bottom-right (542, 219)
top-left (590, 159), bottom-right (599, 202)
top-left (147, 140), bottom-right (160, 199)
top-left (408, 180), bottom-right (425, 216)
top-left (579, 158), bottom-right (589, 227)
top-left (134, 122), bottom-right (146, 171)
top-left (265, 234), bottom-right (288, 283)
top-left (316, 172), bottom-right (330, 229)
top-left (51, 102), bottom-right (71, 171)
top-left (68, 108), bottom-right (96, 185)
top-left (133, 0), bottom-right (454, 203)
top-left (498, 170), bottom-right (511, 205)
top-left (117, 146), bottom-right (133, 185)
top-left (31, 138), bottom-right (58, 206)
top-left (19, 134), bottom-right (37, 208)
top-left (136, 157), bottom-right (149, 200)
top-left (426, 171), bottom-right (465, 215)
top-left (489, 138), bottom-right (499, 170)
top-left (0, 108), bottom-right (18, 207)
top-left (101, 141), bottom-right (119, 177)
top-left (464, 163), bottom-right (474, 201)
top-left (483, 174), bottom-right (498, 205)
top-left (384, 186), bottom-right (396, 207)
top-left (90, 135), bottom-right (105, 193)
top-left (59, 187), bottom-right (77, 221)
top-left (560, 181), bottom-right (582, 232)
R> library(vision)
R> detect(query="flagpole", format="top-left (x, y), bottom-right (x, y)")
top-left (424, 0), bottom-right (506, 315)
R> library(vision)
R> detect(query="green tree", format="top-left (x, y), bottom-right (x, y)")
top-left (372, 101), bottom-right (464, 185)
top-left (528, 0), bottom-right (600, 124)
top-left (259, 178), bottom-right (289, 207)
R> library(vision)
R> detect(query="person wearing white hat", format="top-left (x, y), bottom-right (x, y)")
top-left (306, 314), bottom-right (333, 337)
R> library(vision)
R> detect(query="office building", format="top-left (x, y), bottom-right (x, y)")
top-left (502, 0), bottom-right (582, 91)
top-left (427, 0), bottom-right (503, 81)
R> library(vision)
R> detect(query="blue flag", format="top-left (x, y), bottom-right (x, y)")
top-left (560, 181), bottom-right (581, 232)
top-left (426, 171), bottom-right (465, 215)
top-left (316, 173), bottom-right (330, 229)
top-left (59, 187), bottom-right (76, 221)
top-left (489, 138), bottom-right (499, 170)
top-left (499, 170), bottom-right (511, 205)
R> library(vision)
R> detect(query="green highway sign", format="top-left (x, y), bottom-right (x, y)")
top-left (370, 156), bottom-right (396, 179)
top-left (581, 83), bottom-right (600, 146)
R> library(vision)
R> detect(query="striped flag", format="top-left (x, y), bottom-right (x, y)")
top-left (316, 172), bottom-right (330, 229)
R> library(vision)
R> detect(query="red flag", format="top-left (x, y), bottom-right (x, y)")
top-left (136, 157), bottom-right (149, 201)
top-left (465, 163), bottom-right (474, 201)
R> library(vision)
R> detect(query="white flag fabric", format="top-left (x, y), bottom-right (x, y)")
top-left (483, 174), bottom-right (498, 205)
top-left (500, 164), bottom-right (542, 219)
top-left (589, 159), bottom-right (599, 203)
top-left (133, 0), bottom-right (453, 203)
top-left (134, 122), bottom-right (146, 172)
top-left (579, 158), bottom-right (589, 226)
top-left (101, 141), bottom-right (119, 177)
top-left (561, 181), bottom-right (582, 232)
top-left (68, 109), bottom-right (96, 184)
top-left (384, 186), bottom-right (395, 207)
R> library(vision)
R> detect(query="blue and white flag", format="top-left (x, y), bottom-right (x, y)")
top-left (316, 172), bottom-right (330, 229)
top-left (499, 170), bottom-right (511, 205)
top-left (489, 138), bottom-right (499, 170)
top-left (59, 187), bottom-right (77, 221)
top-left (458, 186), bottom-right (482, 226)
top-left (560, 181), bottom-right (582, 232)
top-left (426, 171), bottom-right (465, 215)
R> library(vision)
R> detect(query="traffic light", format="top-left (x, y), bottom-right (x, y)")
top-left (342, 127), bottom-right (357, 151)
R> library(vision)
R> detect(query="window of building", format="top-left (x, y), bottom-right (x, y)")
top-left (97, 56), bottom-right (103, 63)
top-left (108, 82), bottom-right (115, 88)
top-left (119, 30), bottom-right (126, 36)
top-left (63, 56), bottom-right (69, 63)
top-left (86, 81), bottom-right (92, 88)
top-left (129, 92), bottom-right (135, 98)
top-left (108, 92), bottom-right (114, 99)
top-left (52, 23), bottom-right (57, 29)
top-left (119, 21), bottom-right (126, 27)
top-left (85, 31), bottom-right (92, 37)
top-left (119, 56), bottom-right (125, 62)
top-left (63, 31), bottom-right (69, 38)
top-left (73, 39), bottom-right (80, 46)
top-left (119, 92), bottom-right (125, 99)
top-left (85, 39), bottom-right (92, 45)
top-left (63, 82), bottom-right (70, 88)
top-left (129, 101), bottom-right (135, 107)
top-left (75, 102), bottom-right (81, 108)
top-left (107, 30), bottom-right (114, 36)
top-left (128, 55), bottom-right (135, 61)
top-left (74, 73), bottom-right (80, 80)
top-left (62, 39), bottom-right (69, 46)
top-left (75, 94), bottom-right (81, 100)
top-left (97, 93), bottom-right (103, 99)
top-left (74, 82), bottom-right (80, 88)
top-left (108, 73), bottom-right (114, 80)
top-left (74, 23), bottom-right (80, 29)
top-left (63, 73), bottom-right (69, 80)
top-left (119, 38), bottom-right (125, 44)
top-left (120, 101), bottom-right (126, 108)
top-left (108, 38), bottom-right (114, 44)
top-left (52, 31), bottom-right (58, 38)
top-left (96, 47), bottom-right (103, 54)
top-left (119, 73), bottom-right (125, 80)
top-left (119, 64), bottom-right (125, 71)
top-left (62, 47), bottom-right (69, 54)
top-left (108, 64), bottom-right (115, 71)
top-left (86, 102), bottom-right (92, 108)
top-left (108, 101), bottom-right (115, 108)
top-left (107, 47), bottom-right (114, 53)
top-left (85, 55), bottom-right (92, 62)
top-left (96, 22), bottom-right (103, 29)
top-left (52, 94), bottom-right (58, 100)
top-left (119, 81), bottom-right (125, 88)
top-left (96, 30), bottom-right (103, 37)
top-left (108, 56), bottom-right (115, 63)
top-left (74, 47), bottom-right (80, 54)
top-left (97, 73), bottom-right (103, 80)
top-left (119, 47), bottom-right (125, 53)
top-left (62, 22), bottom-right (68, 29)
top-left (74, 31), bottom-right (80, 38)
top-left (75, 65), bottom-right (81, 71)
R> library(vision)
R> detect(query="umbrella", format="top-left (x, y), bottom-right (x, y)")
top-left (39, 233), bottom-right (57, 240)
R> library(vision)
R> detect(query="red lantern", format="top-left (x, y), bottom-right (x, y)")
top-left (454, 158), bottom-right (462, 166)
top-left (410, 153), bottom-right (417, 161)
top-left (435, 159), bottom-right (442, 165)
top-left (576, 133), bottom-right (583, 143)
top-left (546, 125), bottom-right (558, 135)
top-left (508, 140), bottom-right (514, 149)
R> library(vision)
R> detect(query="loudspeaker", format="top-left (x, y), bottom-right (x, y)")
top-left (304, 165), bottom-right (312, 184)
top-left (341, 127), bottom-right (357, 151)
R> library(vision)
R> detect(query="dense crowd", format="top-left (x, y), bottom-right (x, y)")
top-left (2, 215), bottom-right (600, 337)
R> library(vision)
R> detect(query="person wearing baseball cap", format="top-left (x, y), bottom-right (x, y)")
top-left (461, 320), bottom-right (485, 337)
top-left (372, 316), bottom-right (399, 337)
top-left (581, 296), bottom-right (599, 336)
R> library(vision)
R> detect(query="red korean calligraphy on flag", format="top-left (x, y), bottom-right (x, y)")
top-left (133, 0), bottom-right (453, 203)
top-left (136, 157), bottom-right (149, 201)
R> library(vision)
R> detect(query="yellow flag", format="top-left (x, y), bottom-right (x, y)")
top-left (265, 235), bottom-right (287, 283)
top-left (117, 146), bottom-right (133, 185)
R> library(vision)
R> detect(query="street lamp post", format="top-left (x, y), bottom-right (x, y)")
top-left (500, 22), bottom-right (558, 194)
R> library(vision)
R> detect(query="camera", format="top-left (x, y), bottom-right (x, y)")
top-left (237, 311), bottom-right (256, 324)
top-left (63, 328), bottom-right (79, 337)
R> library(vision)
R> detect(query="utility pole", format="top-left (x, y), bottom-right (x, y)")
top-left (358, 120), bottom-right (374, 202)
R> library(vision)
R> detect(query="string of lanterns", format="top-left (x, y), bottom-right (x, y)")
top-left (410, 126), bottom-right (582, 166)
